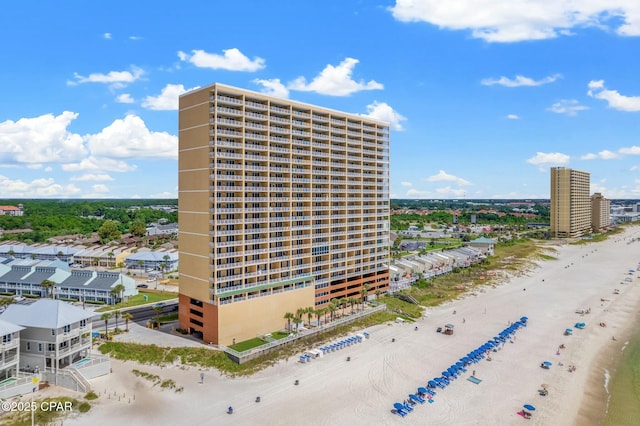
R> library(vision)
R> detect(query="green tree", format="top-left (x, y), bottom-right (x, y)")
top-left (40, 279), bottom-right (56, 298)
top-left (122, 312), bottom-right (133, 331)
top-left (111, 283), bottom-right (125, 303)
top-left (97, 220), bottom-right (121, 243)
top-left (328, 300), bottom-right (338, 322)
top-left (113, 310), bottom-right (121, 331)
top-left (100, 313), bottom-right (112, 338)
top-left (129, 220), bottom-right (147, 237)
top-left (284, 312), bottom-right (294, 332)
top-left (292, 316), bottom-right (302, 331)
top-left (338, 297), bottom-right (348, 316)
top-left (305, 306), bottom-right (314, 326)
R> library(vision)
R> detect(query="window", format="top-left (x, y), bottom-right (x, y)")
top-left (80, 320), bottom-right (86, 328)
top-left (51, 329), bottom-right (56, 336)
top-left (26, 341), bottom-right (31, 351)
top-left (38, 343), bottom-right (43, 352)
top-left (1, 334), bottom-right (10, 343)
top-left (48, 343), bottom-right (55, 351)
top-left (63, 325), bottom-right (71, 333)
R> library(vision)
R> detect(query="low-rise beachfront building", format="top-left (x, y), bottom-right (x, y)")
top-left (0, 300), bottom-right (93, 373)
top-left (0, 260), bottom-right (137, 304)
top-left (468, 236), bottom-right (495, 257)
top-left (124, 250), bottom-right (178, 272)
top-left (0, 319), bottom-right (23, 381)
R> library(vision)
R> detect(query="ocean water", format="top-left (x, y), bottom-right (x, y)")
top-left (605, 327), bottom-right (640, 425)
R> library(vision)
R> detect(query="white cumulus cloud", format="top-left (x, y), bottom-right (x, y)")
top-left (588, 80), bottom-right (640, 112)
top-left (70, 174), bottom-right (114, 182)
top-left (619, 146), bottom-right (640, 155)
top-left (288, 58), bottom-right (383, 96)
top-left (482, 74), bottom-right (561, 87)
top-left (400, 181), bottom-right (413, 187)
top-left (142, 84), bottom-right (200, 111)
top-left (85, 115), bottom-right (177, 160)
top-left (178, 48), bottom-right (265, 71)
top-left (547, 99), bottom-right (589, 116)
top-left (61, 157), bottom-right (136, 173)
top-left (92, 184), bottom-right (110, 193)
top-left (0, 175), bottom-right (81, 198)
top-left (506, 114), bottom-right (520, 120)
top-left (68, 66), bottom-right (144, 88)
top-left (116, 93), bottom-right (135, 104)
top-left (361, 101), bottom-right (406, 131)
top-left (426, 170), bottom-right (471, 186)
top-left (253, 79), bottom-right (290, 98)
top-left (526, 152), bottom-right (570, 169)
top-left (389, 1), bottom-right (640, 42)
top-left (0, 111), bottom-right (87, 164)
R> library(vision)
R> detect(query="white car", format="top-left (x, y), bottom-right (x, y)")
top-left (13, 296), bottom-right (25, 302)
top-left (147, 278), bottom-right (156, 283)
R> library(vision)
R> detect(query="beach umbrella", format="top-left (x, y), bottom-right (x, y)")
top-left (428, 380), bottom-right (437, 388)
top-left (521, 316), bottom-right (528, 321)
top-left (394, 402), bottom-right (405, 411)
top-left (543, 361), bottom-right (552, 367)
top-left (523, 404), bottom-right (536, 411)
top-left (442, 371), bottom-right (451, 377)
top-left (418, 387), bottom-right (428, 394)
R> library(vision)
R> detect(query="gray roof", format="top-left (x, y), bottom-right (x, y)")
top-left (0, 266), bottom-right (33, 282)
top-left (85, 272), bottom-right (122, 291)
top-left (32, 246), bottom-right (80, 256)
top-left (0, 318), bottom-right (24, 335)
top-left (126, 251), bottom-right (178, 262)
top-left (0, 299), bottom-right (93, 328)
top-left (18, 267), bottom-right (56, 285)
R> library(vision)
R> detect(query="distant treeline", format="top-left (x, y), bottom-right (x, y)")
top-left (0, 199), bottom-right (178, 243)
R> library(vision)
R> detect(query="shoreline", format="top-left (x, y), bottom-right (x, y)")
top-left (52, 225), bottom-right (640, 426)
top-left (574, 300), bottom-right (640, 426)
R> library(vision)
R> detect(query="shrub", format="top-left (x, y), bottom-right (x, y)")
top-left (78, 402), bottom-right (91, 413)
top-left (84, 391), bottom-right (98, 400)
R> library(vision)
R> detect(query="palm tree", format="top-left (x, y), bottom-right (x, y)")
top-left (100, 312), bottom-right (112, 338)
top-left (338, 297), bottom-right (348, 316)
top-left (349, 297), bottom-right (357, 314)
top-left (107, 252), bottom-right (115, 268)
top-left (315, 307), bottom-right (324, 327)
top-left (295, 307), bottom-right (306, 323)
top-left (284, 312), bottom-right (294, 332)
top-left (40, 279), bottom-right (56, 299)
top-left (137, 260), bottom-right (144, 271)
top-left (375, 289), bottom-right (382, 300)
top-left (152, 306), bottom-right (164, 328)
top-left (111, 283), bottom-right (125, 304)
top-left (7, 249), bottom-right (14, 258)
top-left (122, 312), bottom-right (133, 331)
top-left (328, 301), bottom-right (338, 322)
top-left (0, 297), bottom-right (14, 309)
top-left (113, 310), bottom-right (121, 331)
top-left (159, 263), bottom-right (167, 279)
top-left (305, 307), bottom-right (314, 327)
top-left (163, 254), bottom-right (171, 274)
top-left (292, 317), bottom-right (302, 332)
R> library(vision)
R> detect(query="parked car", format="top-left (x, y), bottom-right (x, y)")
top-left (137, 284), bottom-right (149, 289)
top-left (153, 302), bottom-right (166, 309)
top-left (13, 296), bottom-right (25, 302)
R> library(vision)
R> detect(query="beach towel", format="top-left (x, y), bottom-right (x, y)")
top-left (467, 376), bottom-right (482, 384)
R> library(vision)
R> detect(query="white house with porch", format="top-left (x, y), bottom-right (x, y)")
top-left (0, 300), bottom-right (94, 373)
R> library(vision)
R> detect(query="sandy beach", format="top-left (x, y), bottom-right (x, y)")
top-left (54, 226), bottom-right (640, 426)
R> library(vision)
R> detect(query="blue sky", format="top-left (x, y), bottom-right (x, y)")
top-left (1, 1), bottom-right (640, 199)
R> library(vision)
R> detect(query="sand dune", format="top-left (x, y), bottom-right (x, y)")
top-left (60, 226), bottom-right (640, 426)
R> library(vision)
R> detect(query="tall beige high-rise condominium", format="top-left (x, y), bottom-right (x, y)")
top-left (550, 167), bottom-right (591, 238)
top-left (590, 192), bottom-right (611, 232)
top-left (178, 83), bottom-right (390, 345)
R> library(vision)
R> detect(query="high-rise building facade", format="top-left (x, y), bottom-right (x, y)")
top-left (550, 167), bottom-right (591, 238)
top-left (178, 83), bottom-right (390, 345)
top-left (590, 192), bottom-right (611, 232)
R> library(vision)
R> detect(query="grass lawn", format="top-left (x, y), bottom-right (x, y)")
top-left (95, 292), bottom-right (177, 312)
top-left (229, 337), bottom-right (266, 352)
top-left (271, 331), bottom-right (290, 340)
